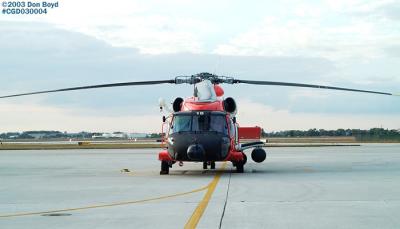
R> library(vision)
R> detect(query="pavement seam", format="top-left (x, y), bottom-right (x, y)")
top-left (219, 166), bottom-right (232, 229)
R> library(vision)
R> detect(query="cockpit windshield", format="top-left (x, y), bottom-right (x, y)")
top-left (171, 112), bottom-right (228, 134)
top-left (172, 115), bottom-right (192, 132)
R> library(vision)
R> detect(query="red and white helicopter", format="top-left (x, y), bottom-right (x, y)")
top-left (0, 73), bottom-right (397, 174)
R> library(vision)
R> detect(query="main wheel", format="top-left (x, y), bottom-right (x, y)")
top-left (160, 161), bottom-right (169, 175)
top-left (242, 153), bottom-right (247, 165)
top-left (210, 161), bottom-right (216, 169)
top-left (203, 162), bottom-right (208, 169)
top-left (236, 162), bottom-right (244, 173)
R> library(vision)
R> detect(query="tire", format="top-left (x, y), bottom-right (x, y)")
top-left (160, 161), bottom-right (169, 175)
top-left (210, 161), bottom-right (216, 169)
top-left (236, 162), bottom-right (244, 173)
top-left (242, 153), bottom-right (247, 165)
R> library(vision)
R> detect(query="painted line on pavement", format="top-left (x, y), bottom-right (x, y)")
top-left (185, 162), bottom-right (227, 229)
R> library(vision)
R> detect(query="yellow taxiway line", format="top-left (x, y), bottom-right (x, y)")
top-left (185, 162), bottom-right (227, 229)
top-left (0, 163), bottom-right (227, 223)
top-left (0, 186), bottom-right (208, 218)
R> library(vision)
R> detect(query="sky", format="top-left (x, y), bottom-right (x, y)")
top-left (0, 0), bottom-right (399, 132)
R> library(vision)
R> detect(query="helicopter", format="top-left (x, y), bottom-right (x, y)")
top-left (0, 72), bottom-right (398, 174)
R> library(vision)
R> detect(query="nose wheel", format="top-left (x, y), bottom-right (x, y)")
top-left (203, 161), bottom-right (216, 170)
top-left (236, 163), bottom-right (244, 173)
top-left (210, 161), bottom-right (216, 169)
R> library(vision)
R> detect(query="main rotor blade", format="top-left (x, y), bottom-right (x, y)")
top-left (235, 79), bottom-right (395, 96)
top-left (0, 80), bottom-right (176, 99)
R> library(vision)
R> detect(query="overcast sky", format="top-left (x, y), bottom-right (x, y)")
top-left (0, 0), bottom-right (399, 132)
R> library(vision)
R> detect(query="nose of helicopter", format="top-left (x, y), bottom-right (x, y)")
top-left (168, 132), bottom-right (230, 161)
top-left (186, 144), bottom-right (206, 160)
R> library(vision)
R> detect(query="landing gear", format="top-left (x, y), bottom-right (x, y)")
top-left (160, 161), bottom-right (169, 175)
top-left (242, 153), bottom-right (247, 165)
top-left (210, 161), bottom-right (216, 170)
top-left (236, 162), bottom-right (244, 173)
top-left (235, 153), bottom-right (246, 173)
top-left (203, 161), bottom-right (215, 170)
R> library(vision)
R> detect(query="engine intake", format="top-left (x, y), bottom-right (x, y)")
top-left (223, 97), bottom-right (236, 113)
top-left (173, 97), bottom-right (184, 112)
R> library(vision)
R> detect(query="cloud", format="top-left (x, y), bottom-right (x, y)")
top-left (384, 45), bottom-right (400, 58)
top-left (0, 0), bottom-right (213, 54)
top-left (0, 103), bottom-right (161, 132)
top-left (237, 99), bottom-right (400, 131)
top-left (214, 16), bottom-right (400, 60)
top-left (0, 22), bottom-right (399, 132)
top-left (210, 1), bottom-right (400, 61)
top-left (2, 0), bottom-right (399, 59)
top-left (328, 0), bottom-right (399, 18)
top-left (0, 22), bottom-right (338, 107)
top-left (1, 98), bottom-right (398, 133)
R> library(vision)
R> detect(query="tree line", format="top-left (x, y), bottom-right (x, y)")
top-left (263, 128), bottom-right (400, 141)
top-left (1, 128), bottom-right (399, 141)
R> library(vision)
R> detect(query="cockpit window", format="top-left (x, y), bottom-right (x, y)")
top-left (172, 112), bottom-right (228, 134)
top-left (172, 115), bottom-right (192, 133)
top-left (192, 115), bottom-right (208, 131)
top-left (193, 115), bottom-right (227, 133)
top-left (211, 116), bottom-right (228, 133)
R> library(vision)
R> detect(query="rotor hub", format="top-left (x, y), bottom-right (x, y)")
top-left (175, 73), bottom-right (235, 85)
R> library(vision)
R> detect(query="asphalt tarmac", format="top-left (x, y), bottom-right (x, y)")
top-left (1, 144), bottom-right (400, 229)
